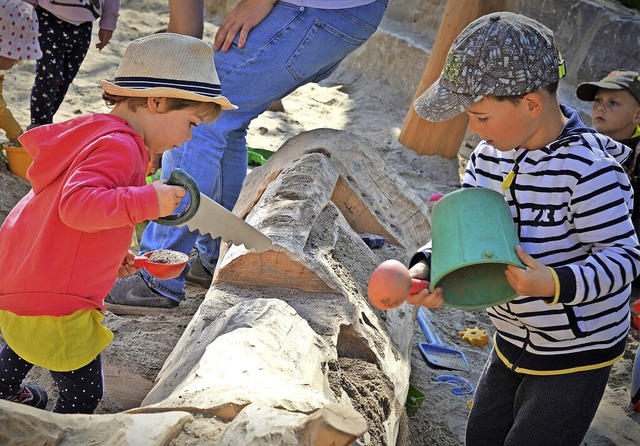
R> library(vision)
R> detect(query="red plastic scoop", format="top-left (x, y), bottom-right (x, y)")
top-left (133, 249), bottom-right (188, 279)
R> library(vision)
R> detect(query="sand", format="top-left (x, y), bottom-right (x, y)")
top-left (0, 0), bottom-right (639, 444)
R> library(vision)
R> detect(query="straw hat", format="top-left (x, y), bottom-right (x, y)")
top-left (101, 33), bottom-right (236, 109)
top-left (0, 0), bottom-right (42, 61)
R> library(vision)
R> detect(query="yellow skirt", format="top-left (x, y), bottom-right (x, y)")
top-left (0, 309), bottom-right (113, 372)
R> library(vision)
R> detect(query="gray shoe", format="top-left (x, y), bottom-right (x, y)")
top-left (3, 383), bottom-right (48, 410)
top-left (105, 273), bottom-right (179, 316)
top-left (186, 251), bottom-right (214, 289)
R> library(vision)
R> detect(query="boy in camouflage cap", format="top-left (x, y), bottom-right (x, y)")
top-left (407, 12), bottom-right (640, 446)
top-left (577, 70), bottom-right (640, 232)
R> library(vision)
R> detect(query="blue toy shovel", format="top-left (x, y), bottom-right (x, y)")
top-left (417, 308), bottom-right (470, 371)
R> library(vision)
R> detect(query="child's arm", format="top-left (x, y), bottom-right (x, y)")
top-left (405, 245), bottom-right (444, 308)
top-left (542, 158), bottom-right (640, 305)
top-left (167, 0), bottom-right (204, 38)
top-left (58, 137), bottom-right (178, 231)
top-left (96, 0), bottom-right (119, 50)
top-left (99, 0), bottom-right (119, 31)
top-left (0, 94), bottom-right (23, 142)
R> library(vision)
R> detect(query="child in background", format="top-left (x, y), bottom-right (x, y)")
top-left (576, 70), bottom-right (640, 231)
top-left (0, 0), bottom-right (42, 144)
top-left (0, 33), bottom-right (235, 413)
top-left (407, 12), bottom-right (640, 446)
top-left (24, 0), bottom-right (120, 128)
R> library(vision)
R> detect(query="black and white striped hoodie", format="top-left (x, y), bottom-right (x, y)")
top-left (413, 105), bottom-right (640, 375)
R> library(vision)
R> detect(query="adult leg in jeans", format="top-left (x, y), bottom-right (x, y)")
top-left (106, 0), bottom-right (388, 310)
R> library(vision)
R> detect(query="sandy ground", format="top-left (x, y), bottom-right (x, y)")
top-left (1, 0), bottom-right (639, 444)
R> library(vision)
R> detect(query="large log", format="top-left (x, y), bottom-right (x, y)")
top-left (136, 129), bottom-right (432, 444)
top-left (215, 128), bottom-right (431, 291)
top-left (0, 400), bottom-right (193, 445)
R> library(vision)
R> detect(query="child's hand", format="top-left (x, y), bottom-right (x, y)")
top-left (152, 180), bottom-right (187, 217)
top-left (96, 29), bottom-right (114, 51)
top-left (147, 152), bottom-right (162, 175)
top-left (406, 259), bottom-right (443, 308)
top-left (117, 250), bottom-right (139, 278)
top-left (407, 287), bottom-right (444, 308)
top-left (505, 245), bottom-right (556, 298)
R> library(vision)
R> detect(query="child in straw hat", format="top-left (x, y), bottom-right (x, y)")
top-left (406, 12), bottom-right (639, 445)
top-left (0, 0), bottom-right (42, 145)
top-left (0, 33), bottom-right (235, 413)
top-left (107, 0), bottom-right (388, 314)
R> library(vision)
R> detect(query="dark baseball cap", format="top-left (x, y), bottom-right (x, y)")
top-left (415, 12), bottom-right (565, 122)
top-left (576, 70), bottom-right (640, 104)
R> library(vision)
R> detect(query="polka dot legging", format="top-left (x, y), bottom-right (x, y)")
top-left (0, 343), bottom-right (103, 414)
top-left (30, 6), bottom-right (92, 127)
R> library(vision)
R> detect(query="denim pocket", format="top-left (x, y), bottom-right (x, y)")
top-left (285, 19), bottom-right (370, 82)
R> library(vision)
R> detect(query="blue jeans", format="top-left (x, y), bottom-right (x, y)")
top-left (140, 0), bottom-right (388, 300)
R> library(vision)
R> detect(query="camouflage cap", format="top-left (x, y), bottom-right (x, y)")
top-left (414, 12), bottom-right (565, 122)
top-left (576, 70), bottom-right (640, 105)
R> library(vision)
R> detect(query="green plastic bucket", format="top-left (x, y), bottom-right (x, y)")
top-left (430, 188), bottom-right (524, 310)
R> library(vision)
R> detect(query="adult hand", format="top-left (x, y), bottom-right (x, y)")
top-left (505, 245), bottom-right (556, 298)
top-left (152, 180), bottom-right (187, 217)
top-left (96, 29), bottom-right (114, 51)
top-left (214, 0), bottom-right (277, 52)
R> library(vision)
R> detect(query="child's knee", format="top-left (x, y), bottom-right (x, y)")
top-left (52, 387), bottom-right (103, 414)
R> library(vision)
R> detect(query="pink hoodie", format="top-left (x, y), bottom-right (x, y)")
top-left (0, 114), bottom-right (159, 316)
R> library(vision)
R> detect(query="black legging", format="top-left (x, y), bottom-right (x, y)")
top-left (30, 6), bottom-right (92, 126)
top-left (466, 348), bottom-right (612, 446)
top-left (0, 343), bottom-right (103, 414)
